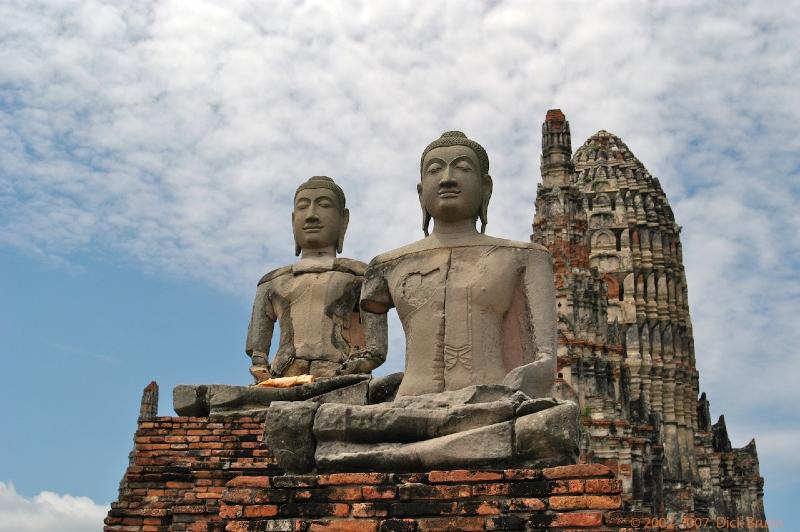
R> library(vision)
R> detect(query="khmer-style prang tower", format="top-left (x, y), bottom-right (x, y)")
top-left (533, 109), bottom-right (767, 524)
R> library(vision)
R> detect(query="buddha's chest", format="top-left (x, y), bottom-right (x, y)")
top-left (387, 247), bottom-right (519, 320)
top-left (271, 271), bottom-right (357, 320)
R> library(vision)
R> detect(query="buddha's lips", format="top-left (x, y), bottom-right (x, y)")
top-left (438, 189), bottom-right (460, 198)
top-left (303, 225), bottom-right (323, 232)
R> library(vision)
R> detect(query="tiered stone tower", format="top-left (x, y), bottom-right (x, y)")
top-left (532, 109), bottom-right (767, 524)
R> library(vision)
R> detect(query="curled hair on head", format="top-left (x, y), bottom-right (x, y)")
top-left (294, 175), bottom-right (346, 212)
top-left (420, 131), bottom-right (490, 177)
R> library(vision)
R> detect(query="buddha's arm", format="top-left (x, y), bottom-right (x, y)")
top-left (525, 247), bottom-right (557, 364)
top-left (503, 247), bottom-right (557, 398)
top-left (246, 282), bottom-right (275, 382)
top-left (339, 309), bottom-right (388, 374)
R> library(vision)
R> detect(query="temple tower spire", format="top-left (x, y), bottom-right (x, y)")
top-left (540, 109), bottom-right (573, 187)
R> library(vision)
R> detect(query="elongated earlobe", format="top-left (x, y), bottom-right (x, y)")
top-left (480, 174), bottom-right (492, 234)
top-left (295, 242), bottom-right (301, 256)
top-left (417, 182), bottom-right (431, 236)
top-left (337, 209), bottom-right (350, 254)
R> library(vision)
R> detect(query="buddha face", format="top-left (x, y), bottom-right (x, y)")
top-left (292, 188), bottom-right (348, 254)
top-left (419, 145), bottom-right (490, 224)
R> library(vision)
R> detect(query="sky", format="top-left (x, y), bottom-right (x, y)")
top-left (0, 0), bottom-right (798, 529)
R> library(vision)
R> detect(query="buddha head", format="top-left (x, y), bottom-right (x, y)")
top-left (292, 176), bottom-right (350, 256)
top-left (418, 131), bottom-right (492, 235)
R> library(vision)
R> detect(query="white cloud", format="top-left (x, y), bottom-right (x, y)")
top-left (0, 482), bottom-right (108, 532)
top-left (0, 0), bottom-right (798, 504)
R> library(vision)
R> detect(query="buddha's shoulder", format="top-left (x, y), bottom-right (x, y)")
top-left (257, 258), bottom-right (367, 286)
top-left (370, 238), bottom-right (435, 265)
top-left (257, 265), bottom-right (293, 286)
top-left (332, 257), bottom-right (368, 276)
top-left (477, 236), bottom-right (551, 254)
top-left (369, 235), bottom-right (551, 265)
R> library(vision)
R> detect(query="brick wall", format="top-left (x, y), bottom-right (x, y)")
top-left (105, 415), bottom-right (279, 531)
top-left (221, 465), bottom-right (625, 531)
top-left (106, 412), bottom-right (662, 531)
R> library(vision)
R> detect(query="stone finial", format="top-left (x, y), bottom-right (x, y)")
top-left (545, 108), bottom-right (566, 126)
top-left (139, 381), bottom-right (159, 420)
top-left (541, 109), bottom-right (573, 187)
top-left (712, 414), bottom-right (732, 453)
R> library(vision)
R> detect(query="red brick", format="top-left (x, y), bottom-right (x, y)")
top-left (224, 522), bottom-right (248, 532)
top-left (351, 502), bottom-right (389, 518)
top-left (585, 478), bottom-right (622, 494)
top-left (327, 486), bottom-right (364, 501)
top-left (318, 473), bottom-right (392, 485)
top-left (242, 504), bottom-right (279, 517)
top-left (223, 489), bottom-right (253, 504)
top-left (506, 497), bottom-right (546, 511)
top-left (416, 516), bottom-right (485, 531)
top-left (219, 504), bottom-right (242, 518)
top-left (550, 511), bottom-right (603, 527)
top-left (331, 503), bottom-right (350, 517)
top-left (196, 491), bottom-right (222, 499)
top-left (471, 483), bottom-right (509, 496)
top-left (457, 501), bottom-right (502, 515)
top-left (138, 443), bottom-right (171, 450)
top-left (503, 468), bottom-right (542, 480)
top-left (551, 480), bottom-right (585, 494)
top-left (542, 464), bottom-right (612, 479)
top-left (398, 483), bottom-right (471, 500)
top-left (309, 520), bottom-right (379, 532)
top-left (361, 485), bottom-right (397, 500)
top-left (428, 470), bottom-right (503, 483)
top-left (549, 495), bottom-right (621, 510)
top-left (226, 476), bottom-right (271, 488)
top-left (165, 481), bottom-right (194, 489)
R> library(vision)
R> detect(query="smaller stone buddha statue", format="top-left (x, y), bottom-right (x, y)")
top-left (173, 177), bottom-right (389, 418)
top-left (246, 176), bottom-right (388, 382)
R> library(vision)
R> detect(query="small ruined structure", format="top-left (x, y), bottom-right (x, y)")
top-left (533, 109), bottom-right (766, 522)
top-left (105, 111), bottom-right (766, 531)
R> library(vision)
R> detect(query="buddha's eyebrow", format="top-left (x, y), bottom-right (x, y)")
top-left (424, 157), bottom-right (446, 167)
top-left (452, 156), bottom-right (476, 166)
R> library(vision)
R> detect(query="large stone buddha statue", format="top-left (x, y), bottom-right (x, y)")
top-left (266, 135), bottom-right (579, 473)
top-left (361, 131), bottom-right (556, 398)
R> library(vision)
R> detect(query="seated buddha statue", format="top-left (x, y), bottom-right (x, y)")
top-left (246, 176), bottom-right (388, 382)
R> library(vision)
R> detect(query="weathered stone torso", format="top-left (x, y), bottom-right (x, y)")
top-left (362, 234), bottom-right (556, 396)
top-left (248, 259), bottom-right (367, 377)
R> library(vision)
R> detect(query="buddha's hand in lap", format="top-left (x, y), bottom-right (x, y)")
top-left (502, 356), bottom-right (555, 399)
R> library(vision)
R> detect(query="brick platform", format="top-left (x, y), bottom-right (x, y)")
top-left (221, 465), bottom-right (624, 531)
top-left (105, 415), bottom-right (279, 531)
top-left (105, 412), bottom-right (662, 531)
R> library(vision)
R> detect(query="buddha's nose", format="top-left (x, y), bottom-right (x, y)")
top-left (439, 167), bottom-right (457, 187)
top-left (306, 204), bottom-right (320, 221)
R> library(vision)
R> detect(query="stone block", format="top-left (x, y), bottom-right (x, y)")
top-left (264, 401), bottom-right (320, 474)
top-left (315, 421), bottom-right (514, 472)
top-left (313, 399), bottom-right (515, 443)
top-left (368, 372), bottom-right (404, 403)
top-left (173, 375), bottom-right (369, 417)
top-left (513, 401), bottom-right (579, 467)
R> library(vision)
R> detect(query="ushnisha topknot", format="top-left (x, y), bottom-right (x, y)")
top-left (294, 176), bottom-right (346, 211)
top-left (420, 131), bottom-right (490, 177)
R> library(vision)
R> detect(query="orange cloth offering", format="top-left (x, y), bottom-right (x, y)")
top-left (256, 374), bottom-right (315, 388)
